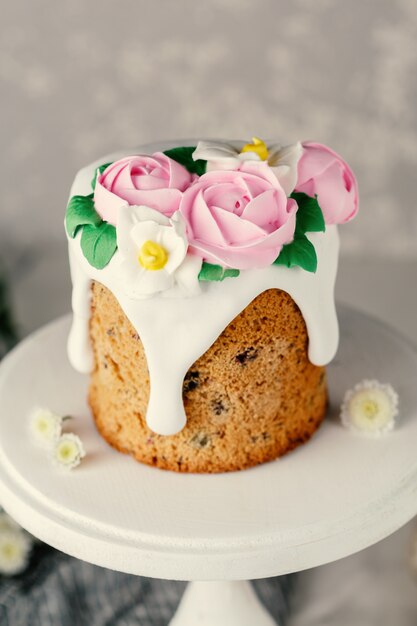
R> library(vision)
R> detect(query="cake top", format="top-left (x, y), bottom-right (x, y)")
top-left (66, 138), bottom-right (358, 298)
top-left (66, 138), bottom-right (358, 435)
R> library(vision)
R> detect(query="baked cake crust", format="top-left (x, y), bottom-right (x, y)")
top-left (89, 281), bottom-right (327, 473)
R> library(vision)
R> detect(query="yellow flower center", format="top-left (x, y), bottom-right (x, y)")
top-left (362, 400), bottom-right (379, 419)
top-left (138, 240), bottom-right (169, 271)
top-left (1, 543), bottom-right (17, 558)
top-left (240, 136), bottom-right (269, 161)
top-left (59, 444), bottom-right (72, 460)
top-left (38, 419), bottom-right (48, 432)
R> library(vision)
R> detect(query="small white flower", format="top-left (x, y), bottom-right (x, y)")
top-left (29, 408), bottom-right (63, 448)
top-left (117, 205), bottom-right (202, 298)
top-left (52, 433), bottom-right (85, 470)
top-left (0, 529), bottom-right (32, 576)
top-left (192, 138), bottom-right (302, 195)
top-left (340, 380), bottom-right (399, 436)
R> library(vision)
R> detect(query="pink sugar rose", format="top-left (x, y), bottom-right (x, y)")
top-left (94, 153), bottom-right (193, 225)
top-left (179, 162), bottom-right (297, 270)
top-left (296, 142), bottom-right (358, 225)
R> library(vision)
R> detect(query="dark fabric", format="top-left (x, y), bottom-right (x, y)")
top-left (0, 544), bottom-right (294, 625)
top-left (0, 267), bottom-right (17, 359)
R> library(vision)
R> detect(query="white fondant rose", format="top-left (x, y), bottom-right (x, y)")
top-left (117, 205), bottom-right (202, 297)
top-left (193, 138), bottom-right (302, 195)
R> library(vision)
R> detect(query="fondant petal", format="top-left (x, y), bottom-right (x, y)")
top-left (154, 152), bottom-right (193, 191)
top-left (94, 178), bottom-right (128, 225)
top-left (183, 188), bottom-right (226, 246)
top-left (192, 141), bottom-right (239, 162)
top-left (269, 141), bottom-right (303, 194)
top-left (169, 254), bottom-right (202, 295)
top-left (118, 188), bottom-right (182, 216)
top-left (241, 189), bottom-right (282, 231)
top-left (209, 204), bottom-right (267, 244)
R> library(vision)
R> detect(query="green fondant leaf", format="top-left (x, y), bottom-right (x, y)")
top-left (65, 194), bottom-right (101, 238)
top-left (272, 193), bottom-right (323, 273)
top-left (274, 234), bottom-right (318, 273)
top-left (198, 262), bottom-right (240, 282)
top-left (80, 223), bottom-right (117, 269)
top-left (91, 162), bottom-right (113, 191)
top-left (163, 147), bottom-right (207, 176)
top-left (291, 192), bottom-right (325, 235)
top-left (223, 268), bottom-right (240, 279)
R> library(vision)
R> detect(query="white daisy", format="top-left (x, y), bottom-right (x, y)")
top-left (0, 529), bottom-right (32, 576)
top-left (117, 205), bottom-right (201, 298)
top-left (340, 380), bottom-right (399, 436)
top-left (29, 408), bottom-right (63, 448)
top-left (192, 137), bottom-right (302, 195)
top-left (52, 433), bottom-right (85, 470)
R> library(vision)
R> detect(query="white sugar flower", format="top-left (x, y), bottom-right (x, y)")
top-left (52, 433), bottom-right (85, 470)
top-left (30, 408), bottom-right (63, 448)
top-left (340, 380), bottom-right (399, 436)
top-left (117, 205), bottom-right (202, 298)
top-left (193, 138), bottom-right (302, 195)
top-left (0, 529), bottom-right (32, 576)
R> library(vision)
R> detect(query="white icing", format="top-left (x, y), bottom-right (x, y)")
top-left (67, 149), bottom-right (340, 436)
top-left (67, 244), bottom-right (94, 374)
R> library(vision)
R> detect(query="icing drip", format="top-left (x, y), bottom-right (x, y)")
top-left (67, 246), bottom-right (93, 374)
top-left (67, 152), bottom-right (340, 436)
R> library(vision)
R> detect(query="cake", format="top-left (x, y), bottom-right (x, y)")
top-left (66, 138), bottom-right (358, 473)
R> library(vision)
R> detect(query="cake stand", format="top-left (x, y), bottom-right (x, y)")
top-left (0, 306), bottom-right (416, 626)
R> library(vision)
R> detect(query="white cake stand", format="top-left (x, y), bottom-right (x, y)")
top-left (0, 306), bottom-right (416, 626)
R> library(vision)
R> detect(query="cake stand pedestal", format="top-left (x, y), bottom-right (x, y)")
top-left (170, 581), bottom-right (276, 626)
top-left (0, 306), bottom-right (416, 626)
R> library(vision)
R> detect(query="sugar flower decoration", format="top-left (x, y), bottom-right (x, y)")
top-left (0, 528), bottom-right (32, 576)
top-left (180, 164), bottom-right (297, 270)
top-left (295, 142), bottom-right (359, 224)
top-left (94, 153), bottom-right (194, 226)
top-left (30, 408), bottom-right (63, 448)
top-left (192, 138), bottom-right (302, 195)
top-left (52, 433), bottom-right (85, 470)
top-left (340, 380), bottom-right (399, 436)
top-left (117, 205), bottom-right (202, 297)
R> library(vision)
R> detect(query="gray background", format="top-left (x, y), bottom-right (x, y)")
top-left (1, 1), bottom-right (417, 624)
top-left (1, 0), bottom-right (417, 257)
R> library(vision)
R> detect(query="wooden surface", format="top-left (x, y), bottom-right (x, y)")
top-left (0, 306), bottom-right (416, 581)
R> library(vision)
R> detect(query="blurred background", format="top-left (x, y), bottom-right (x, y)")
top-left (1, 0), bottom-right (417, 334)
top-left (1, 0), bottom-right (417, 333)
top-left (0, 0), bottom-right (416, 624)
top-left (2, 0), bottom-right (417, 253)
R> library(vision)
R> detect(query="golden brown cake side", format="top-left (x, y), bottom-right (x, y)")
top-left (88, 282), bottom-right (327, 473)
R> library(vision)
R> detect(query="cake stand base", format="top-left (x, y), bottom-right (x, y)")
top-left (0, 306), bottom-right (417, 625)
top-left (169, 581), bottom-right (277, 626)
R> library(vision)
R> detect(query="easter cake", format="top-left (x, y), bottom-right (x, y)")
top-left (66, 138), bottom-right (358, 472)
